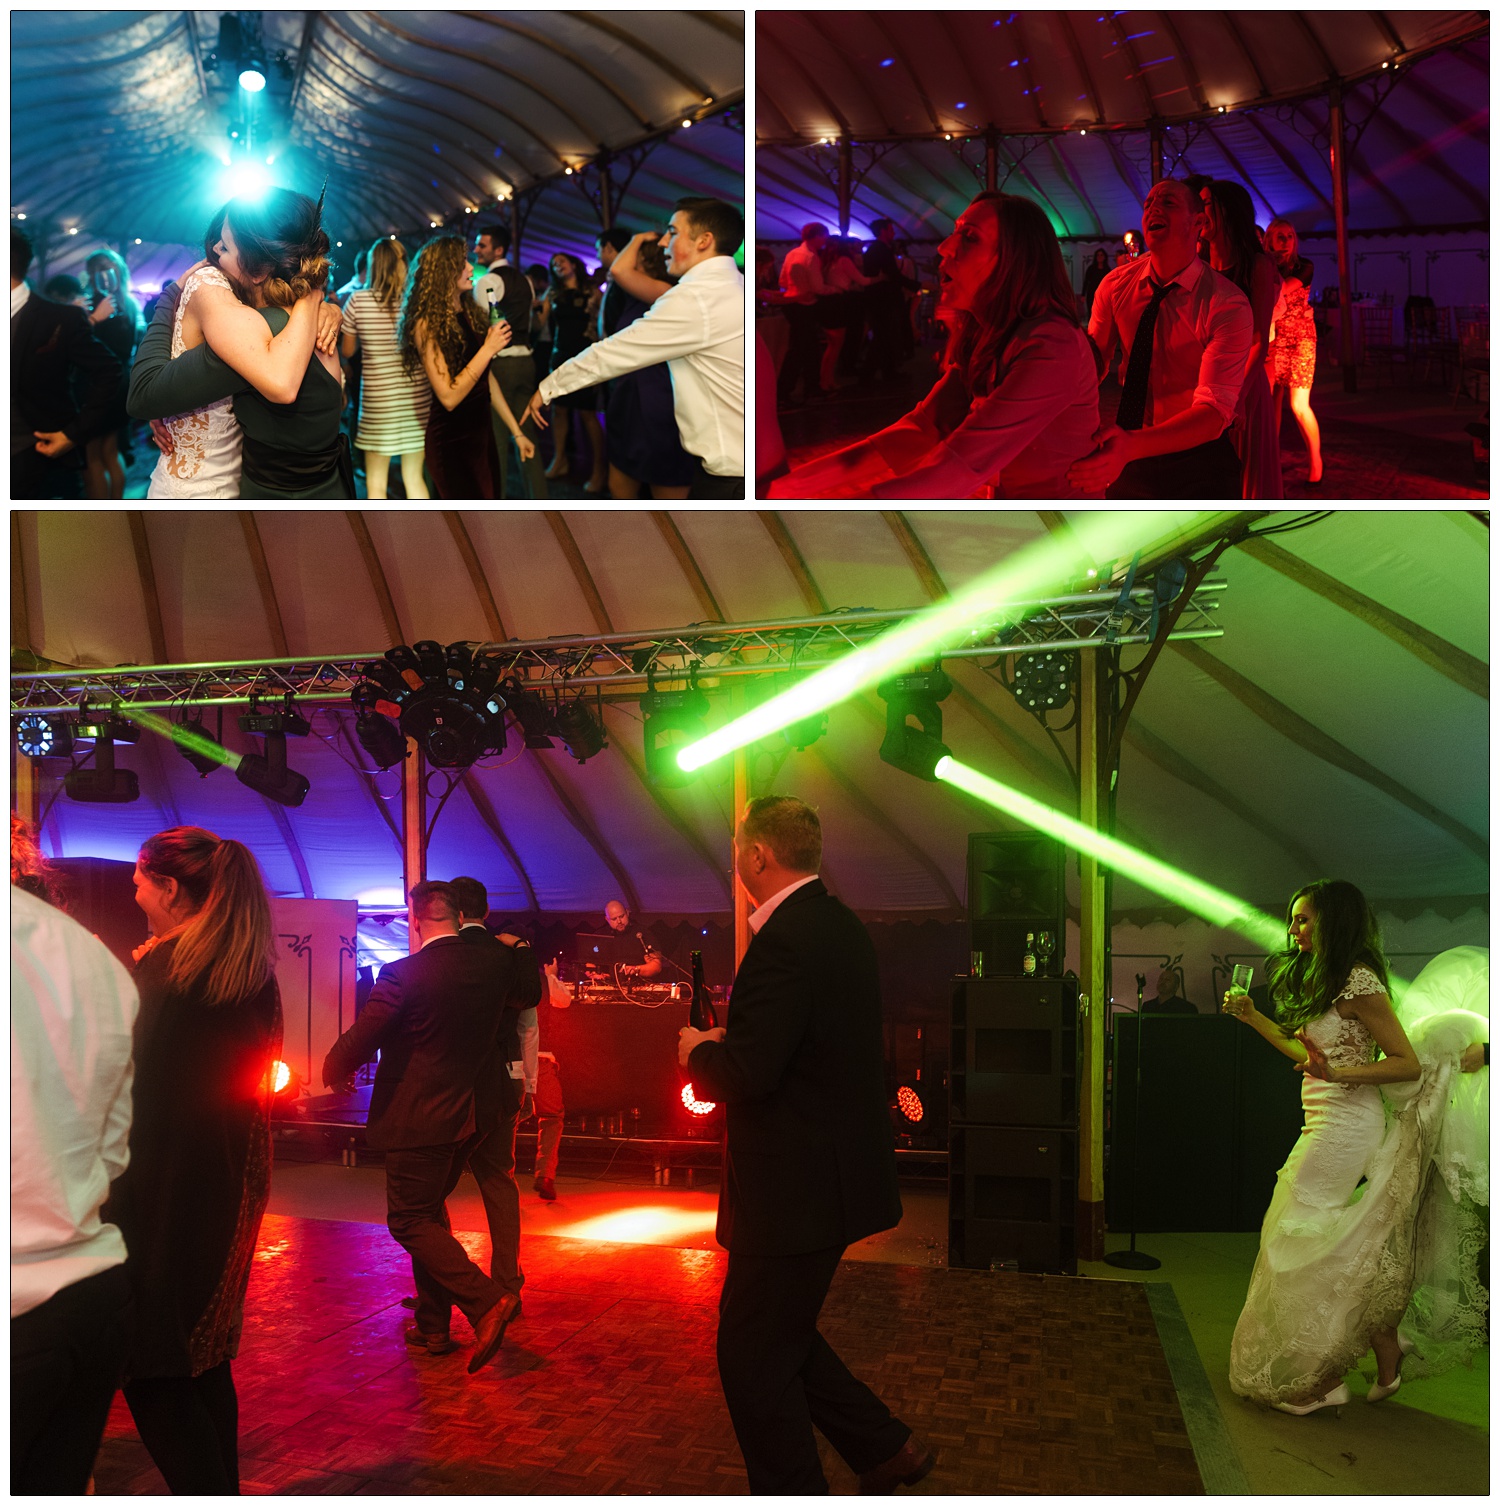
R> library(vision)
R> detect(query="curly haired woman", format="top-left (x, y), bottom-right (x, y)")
top-left (398, 235), bottom-right (531, 498)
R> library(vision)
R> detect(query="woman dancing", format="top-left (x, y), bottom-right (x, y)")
top-left (540, 252), bottom-right (606, 490)
top-left (599, 231), bottom-right (701, 499)
top-left (1200, 180), bottom-right (1282, 500)
top-left (82, 248), bottom-right (142, 500)
top-left (1265, 217), bottom-right (1323, 485)
top-left (127, 191), bottom-right (349, 498)
top-left (768, 193), bottom-right (1099, 499)
top-left (1223, 881), bottom-right (1488, 1413)
top-left (102, 827), bottom-right (283, 1492)
top-left (398, 234), bottom-right (529, 499)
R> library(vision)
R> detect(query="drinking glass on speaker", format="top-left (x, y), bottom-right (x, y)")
top-left (970, 951), bottom-right (984, 979)
top-left (1035, 930), bottom-right (1055, 972)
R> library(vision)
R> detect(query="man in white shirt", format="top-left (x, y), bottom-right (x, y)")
top-left (525, 197), bottom-right (745, 497)
top-left (471, 223), bottom-right (547, 499)
top-left (12, 884), bottom-right (139, 1493)
top-left (777, 222), bottom-right (840, 405)
top-left (1069, 178), bottom-right (1252, 499)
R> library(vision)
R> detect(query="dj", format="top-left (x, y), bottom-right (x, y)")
top-left (603, 900), bottom-right (661, 980)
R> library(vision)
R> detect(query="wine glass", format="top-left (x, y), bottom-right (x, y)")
top-left (1035, 930), bottom-right (1056, 973)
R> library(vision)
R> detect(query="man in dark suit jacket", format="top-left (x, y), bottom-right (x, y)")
top-left (11, 227), bottom-right (122, 500)
top-left (322, 881), bottom-right (520, 1373)
top-left (680, 796), bottom-right (934, 1495)
top-left (450, 876), bottom-right (542, 1311)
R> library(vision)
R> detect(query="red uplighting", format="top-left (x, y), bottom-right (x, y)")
top-left (681, 1082), bottom-right (717, 1116)
top-left (897, 1085), bottom-right (924, 1123)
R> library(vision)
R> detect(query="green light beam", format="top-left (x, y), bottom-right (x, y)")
top-left (675, 510), bottom-right (1226, 774)
top-left (933, 755), bottom-right (1286, 953)
top-left (127, 706), bottom-right (243, 772)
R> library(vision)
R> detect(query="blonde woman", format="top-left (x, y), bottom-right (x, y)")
top-left (103, 826), bottom-right (283, 1492)
top-left (341, 236), bottom-right (432, 498)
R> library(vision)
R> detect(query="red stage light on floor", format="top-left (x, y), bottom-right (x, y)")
top-left (681, 1082), bottom-right (716, 1116)
top-left (896, 1085), bottom-right (924, 1124)
top-left (266, 1060), bottom-right (300, 1100)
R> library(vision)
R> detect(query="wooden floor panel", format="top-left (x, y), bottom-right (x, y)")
top-left (95, 1212), bottom-right (1203, 1495)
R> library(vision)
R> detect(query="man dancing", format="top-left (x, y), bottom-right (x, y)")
top-left (679, 796), bottom-right (933, 1494)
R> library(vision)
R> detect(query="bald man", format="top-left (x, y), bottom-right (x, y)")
top-left (603, 900), bottom-right (661, 980)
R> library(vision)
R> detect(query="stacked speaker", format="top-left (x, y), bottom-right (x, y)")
top-left (949, 833), bottom-right (1079, 1275)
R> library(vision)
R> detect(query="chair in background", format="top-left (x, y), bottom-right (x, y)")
top-left (1453, 320), bottom-right (1489, 407)
top-left (1357, 304), bottom-right (1399, 386)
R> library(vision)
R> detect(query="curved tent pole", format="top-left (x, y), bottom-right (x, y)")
top-left (1329, 82), bottom-right (1357, 394)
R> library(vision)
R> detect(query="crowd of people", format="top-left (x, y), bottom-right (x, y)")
top-left (760, 174), bottom-right (1328, 499)
top-left (10, 188), bottom-right (746, 501)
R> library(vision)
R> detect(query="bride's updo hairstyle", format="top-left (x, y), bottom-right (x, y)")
top-left (1268, 878), bottom-right (1391, 1033)
top-left (942, 192), bottom-right (1086, 397)
top-left (223, 187), bottom-right (332, 307)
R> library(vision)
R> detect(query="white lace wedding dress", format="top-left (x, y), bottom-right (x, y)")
top-left (1229, 951), bottom-right (1489, 1405)
top-left (145, 264), bottom-right (243, 499)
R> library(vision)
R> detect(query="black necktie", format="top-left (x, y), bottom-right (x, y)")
top-left (1116, 278), bottom-right (1178, 431)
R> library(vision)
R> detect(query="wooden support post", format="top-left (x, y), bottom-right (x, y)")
top-left (510, 194), bottom-right (522, 267)
top-left (1076, 652), bottom-right (1108, 1261)
top-left (1149, 122), bottom-right (1164, 185)
top-left (402, 737), bottom-right (426, 953)
top-left (837, 134), bottom-right (853, 237)
top-left (598, 152), bottom-right (613, 229)
top-left (14, 750), bottom-right (40, 828)
top-left (1329, 81), bottom-right (1357, 394)
top-left (984, 128), bottom-right (998, 193)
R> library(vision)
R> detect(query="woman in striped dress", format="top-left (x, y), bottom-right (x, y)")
top-left (341, 237), bottom-right (432, 498)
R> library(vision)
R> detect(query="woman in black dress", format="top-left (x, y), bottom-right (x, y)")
top-left (103, 826), bottom-right (283, 1493)
top-left (398, 235), bottom-right (531, 499)
top-left (540, 252), bottom-right (606, 490)
top-left (82, 248), bottom-right (142, 500)
top-left (601, 232), bottom-right (701, 499)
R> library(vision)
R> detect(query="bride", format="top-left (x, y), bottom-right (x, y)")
top-left (1223, 880), bottom-right (1488, 1413)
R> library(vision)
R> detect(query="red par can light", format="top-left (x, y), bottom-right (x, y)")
top-left (681, 1082), bottom-right (717, 1116)
top-left (896, 1085), bottom-right (924, 1124)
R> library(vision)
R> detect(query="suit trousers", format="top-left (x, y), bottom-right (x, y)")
top-left (385, 1139), bottom-right (506, 1335)
top-left (716, 1245), bottom-right (908, 1494)
top-left (531, 1056), bottom-right (565, 1182)
top-left (11, 1263), bottom-right (132, 1493)
top-left (1107, 434), bottom-right (1242, 499)
top-left (489, 354), bottom-right (549, 499)
top-left (467, 1097), bottom-right (525, 1298)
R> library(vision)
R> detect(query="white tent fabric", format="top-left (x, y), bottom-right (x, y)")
top-left (755, 11), bottom-right (1487, 243)
top-left (13, 10), bottom-right (744, 281)
top-left (12, 510), bottom-right (1487, 930)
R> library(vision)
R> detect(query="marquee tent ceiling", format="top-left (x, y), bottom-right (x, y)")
top-left (11, 510), bottom-right (1488, 927)
top-left (12, 10), bottom-right (744, 280)
top-left (755, 10), bottom-right (1488, 242)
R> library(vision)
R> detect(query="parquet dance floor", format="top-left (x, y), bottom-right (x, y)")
top-left (95, 1213), bottom-right (1204, 1495)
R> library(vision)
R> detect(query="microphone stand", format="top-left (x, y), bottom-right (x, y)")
top-left (1104, 980), bottom-right (1160, 1270)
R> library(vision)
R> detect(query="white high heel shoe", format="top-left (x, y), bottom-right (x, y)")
top-left (1367, 1333), bottom-right (1415, 1403)
top-left (1273, 1382), bottom-right (1352, 1416)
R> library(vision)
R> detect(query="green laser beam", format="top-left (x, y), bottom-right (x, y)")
top-left (127, 706), bottom-right (243, 772)
top-left (934, 756), bottom-right (1287, 953)
top-left (675, 510), bottom-right (1228, 774)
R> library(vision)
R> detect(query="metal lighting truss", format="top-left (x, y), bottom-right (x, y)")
top-left (11, 580), bottom-right (1226, 714)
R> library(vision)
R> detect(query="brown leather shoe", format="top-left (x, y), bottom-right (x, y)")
top-left (404, 1325), bottom-right (458, 1356)
top-left (467, 1292), bottom-right (521, 1374)
top-left (858, 1437), bottom-right (935, 1494)
top-left (534, 1176), bottom-right (556, 1201)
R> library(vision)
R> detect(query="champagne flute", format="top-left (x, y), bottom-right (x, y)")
top-left (1225, 963), bottom-right (1253, 1017)
top-left (1035, 930), bottom-right (1055, 973)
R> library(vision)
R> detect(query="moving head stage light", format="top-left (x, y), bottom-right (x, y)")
top-left (66, 713), bottom-right (140, 803)
top-left (236, 694), bottom-right (311, 807)
top-left (877, 665), bottom-right (951, 782)
top-left (352, 641), bottom-right (507, 770)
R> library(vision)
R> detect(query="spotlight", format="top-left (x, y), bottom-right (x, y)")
top-left (749, 675), bottom-right (825, 752)
top-left (65, 716), bottom-right (139, 803)
top-left (236, 695), bottom-right (310, 805)
top-left (266, 1059), bottom-right (302, 1101)
top-left (642, 667), bottom-right (710, 787)
top-left (352, 641), bottom-right (508, 770)
top-left (896, 1084), bottom-right (924, 1123)
top-left (355, 711), bottom-right (406, 770)
top-left (175, 711), bottom-right (227, 777)
top-left (554, 697), bottom-right (607, 763)
top-left (238, 65), bottom-right (267, 92)
top-left (877, 666), bottom-right (952, 782)
top-left (15, 714), bottom-right (72, 759)
top-left (240, 693), bottom-right (310, 738)
top-left (681, 1081), bottom-right (717, 1116)
top-left (506, 680), bottom-right (558, 749)
top-left (1009, 651), bottom-right (1074, 716)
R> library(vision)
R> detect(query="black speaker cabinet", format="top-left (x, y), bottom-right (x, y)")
top-left (949, 1124), bottom-right (1078, 1274)
top-left (1107, 1014), bottom-right (1302, 1232)
top-left (967, 832), bottom-right (1065, 977)
top-left (951, 977), bottom-right (1079, 1129)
